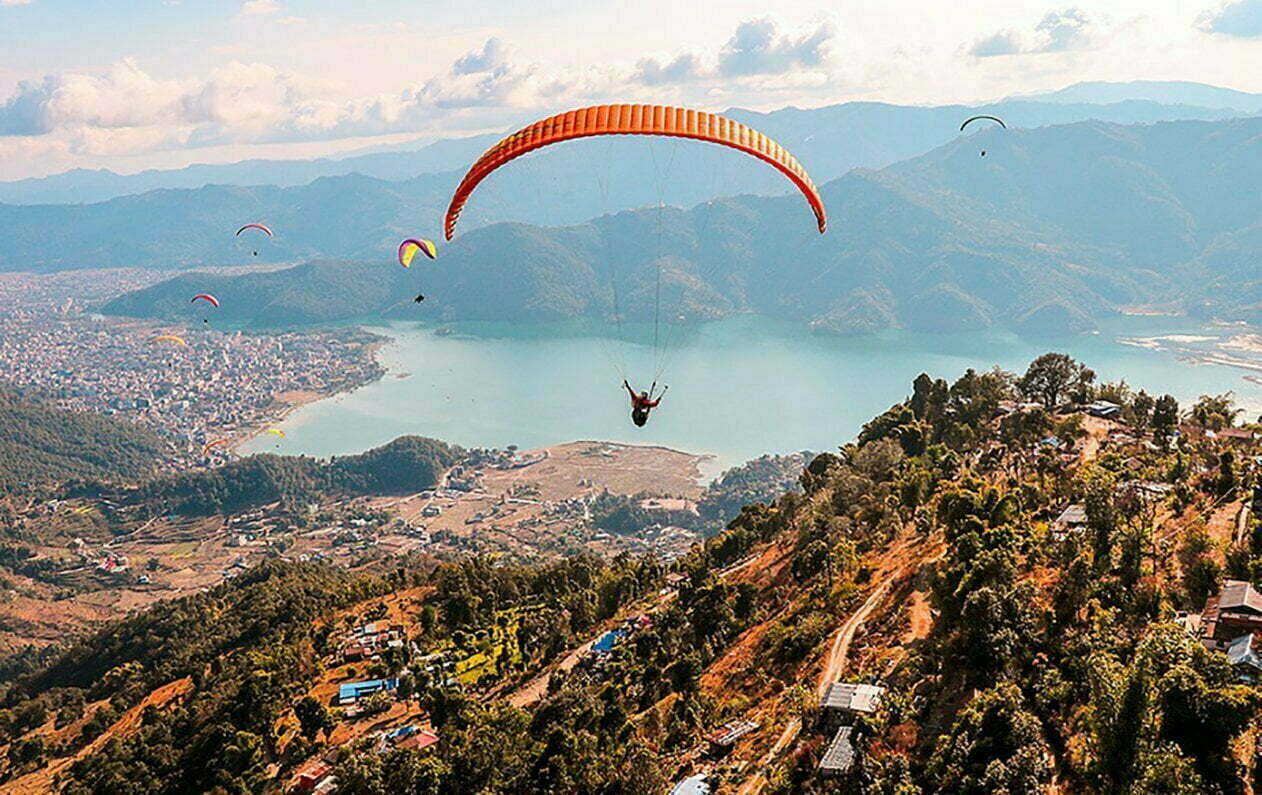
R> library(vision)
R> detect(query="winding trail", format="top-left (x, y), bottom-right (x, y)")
top-left (734, 580), bottom-right (892, 795)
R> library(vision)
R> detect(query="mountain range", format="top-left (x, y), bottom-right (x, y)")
top-left (1015, 79), bottom-right (1262, 111)
top-left (0, 91), bottom-right (1253, 228)
top-left (102, 115), bottom-right (1262, 335)
top-left (2, 104), bottom-right (1256, 272)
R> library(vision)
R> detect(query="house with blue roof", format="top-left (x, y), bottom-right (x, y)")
top-left (338, 678), bottom-right (398, 705)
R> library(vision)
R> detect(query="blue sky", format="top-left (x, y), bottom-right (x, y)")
top-left (2, 0), bottom-right (1262, 178)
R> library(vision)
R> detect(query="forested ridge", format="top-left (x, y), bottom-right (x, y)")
top-left (125, 436), bottom-right (463, 515)
top-left (0, 386), bottom-right (166, 491)
top-left (2, 354), bottom-right (1261, 792)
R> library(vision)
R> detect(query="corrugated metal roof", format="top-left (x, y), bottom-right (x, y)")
top-left (822, 682), bottom-right (885, 713)
top-left (1055, 504), bottom-right (1088, 525)
top-left (819, 726), bottom-right (855, 773)
top-left (669, 774), bottom-right (711, 795)
top-left (1227, 634), bottom-right (1262, 669)
top-left (1220, 580), bottom-right (1262, 613)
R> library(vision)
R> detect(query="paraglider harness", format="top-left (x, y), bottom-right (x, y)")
top-left (625, 380), bottom-right (666, 427)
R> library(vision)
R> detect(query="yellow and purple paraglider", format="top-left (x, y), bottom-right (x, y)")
top-left (398, 238), bottom-right (437, 268)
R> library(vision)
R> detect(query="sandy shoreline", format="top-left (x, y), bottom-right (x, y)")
top-left (230, 336), bottom-right (390, 453)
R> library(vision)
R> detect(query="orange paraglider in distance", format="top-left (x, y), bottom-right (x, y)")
top-left (201, 439), bottom-right (231, 457)
top-left (444, 104), bottom-right (827, 240)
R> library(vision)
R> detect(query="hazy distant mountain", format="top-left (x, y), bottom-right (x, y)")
top-left (0, 134), bottom-right (499, 206)
top-left (102, 116), bottom-right (1262, 334)
top-left (0, 96), bottom-right (1247, 208)
top-left (2, 101), bottom-right (1257, 273)
top-left (1017, 80), bottom-right (1262, 112)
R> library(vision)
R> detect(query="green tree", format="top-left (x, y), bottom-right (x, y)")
top-left (1189, 392), bottom-right (1241, 431)
top-left (1152, 395), bottom-right (1180, 449)
top-left (926, 683), bottom-right (1051, 793)
top-left (1019, 353), bottom-right (1095, 410)
top-left (1130, 389), bottom-right (1155, 427)
top-left (294, 695), bottom-right (336, 742)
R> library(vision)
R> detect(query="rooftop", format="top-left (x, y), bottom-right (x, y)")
top-left (706, 719), bottom-right (759, 747)
top-left (1226, 634), bottom-right (1262, 669)
top-left (822, 682), bottom-right (886, 714)
top-left (592, 629), bottom-right (627, 653)
top-left (1220, 580), bottom-right (1262, 614)
top-left (338, 678), bottom-right (396, 702)
top-left (1054, 504), bottom-right (1088, 526)
top-left (670, 775), bottom-right (711, 795)
top-left (819, 726), bottom-right (856, 773)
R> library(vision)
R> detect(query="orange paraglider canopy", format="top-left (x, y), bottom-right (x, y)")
top-left (444, 104), bottom-right (827, 240)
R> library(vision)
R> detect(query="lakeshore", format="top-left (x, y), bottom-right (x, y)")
top-left (242, 314), bottom-right (1262, 469)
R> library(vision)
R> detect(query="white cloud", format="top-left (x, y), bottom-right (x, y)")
top-left (1199, 0), bottom-right (1262, 37)
top-left (1036, 8), bottom-right (1093, 51)
top-left (240, 0), bottom-right (278, 16)
top-left (0, 16), bottom-right (848, 164)
top-left (971, 7), bottom-right (1094, 57)
top-left (0, 0), bottom-right (34, 6)
top-left (629, 18), bottom-right (836, 88)
top-left (633, 54), bottom-right (706, 86)
top-left (452, 37), bottom-right (508, 75)
top-left (970, 31), bottom-right (1024, 57)
top-left (718, 18), bottom-right (833, 76)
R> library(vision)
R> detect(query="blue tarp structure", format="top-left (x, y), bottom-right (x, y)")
top-left (338, 678), bottom-right (398, 703)
top-left (592, 630), bottom-right (626, 653)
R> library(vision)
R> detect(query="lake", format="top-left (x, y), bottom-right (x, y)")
top-left (240, 315), bottom-right (1262, 472)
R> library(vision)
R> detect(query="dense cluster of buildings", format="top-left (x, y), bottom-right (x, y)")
top-left (340, 621), bottom-right (407, 664)
top-left (0, 278), bottom-right (383, 470)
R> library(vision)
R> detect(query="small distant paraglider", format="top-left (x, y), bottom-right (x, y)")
top-left (150, 334), bottom-right (188, 347)
top-left (192, 293), bottom-right (219, 323)
top-left (398, 239), bottom-right (437, 308)
top-left (960, 115), bottom-right (1006, 158)
top-left (202, 439), bottom-right (231, 458)
top-left (398, 238), bottom-right (437, 268)
top-left (959, 115), bottom-right (1006, 132)
top-left (236, 223), bottom-right (272, 256)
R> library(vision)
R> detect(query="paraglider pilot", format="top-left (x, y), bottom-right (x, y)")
top-left (624, 380), bottom-right (664, 427)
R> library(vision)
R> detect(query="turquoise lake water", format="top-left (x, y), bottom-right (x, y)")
top-left (240, 315), bottom-right (1262, 471)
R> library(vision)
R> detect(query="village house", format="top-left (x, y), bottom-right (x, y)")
top-left (1226, 634), bottom-right (1262, 682)
top-left (705, 719), bottom-right (759, 757)
top-left (1051, 504), bottom-right (1089, 537)
top-left (1085, 400), bottom-right (1122, 419)
top-left (1217, 427), bottom-right (1257, 443)
top-left (821, 682), bottom-right (886, 727)
top-left (1198, 580), bottom-right (1262, 652)
top-left (337, 678), bottom-right (398, 706)
top-left (818, 725), bottom-right (857, 778)
top-left (340, 622), bottom-right (406, 663)
top-left (378, 725), bottom-right (440, 753)
top-left (293, 759), bottom-right (335, 793)
top-left (669, 774), bottom-right (711, 795)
